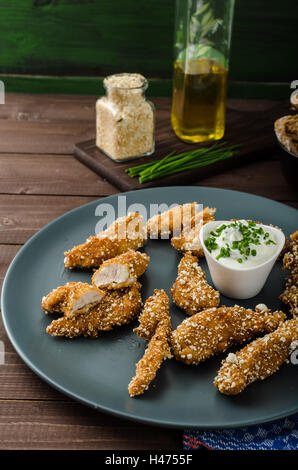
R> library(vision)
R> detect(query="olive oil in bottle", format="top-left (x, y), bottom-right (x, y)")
top-left (171, 59), bottom-right (228, 143)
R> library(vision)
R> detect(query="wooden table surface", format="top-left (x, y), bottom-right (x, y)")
top-left (0, 94), bottom-right (297, 450)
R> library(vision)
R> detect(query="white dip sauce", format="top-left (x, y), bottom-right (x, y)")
top-left (204, 220), bottom-right (279, 269)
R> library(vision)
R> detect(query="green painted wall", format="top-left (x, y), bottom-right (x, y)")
top-left (0, 0), bottom-right (297, 98)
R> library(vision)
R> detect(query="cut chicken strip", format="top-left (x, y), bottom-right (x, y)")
top-left (129, 289), bottom-right (172, 397)
top-left (128, 320), bottom-right (172, 397)
top-left (171, 207), bottom-right (216, 257)
top-left (171, 304), bottom-right (286, 365)
top-left (146, 202), bottom-right (199, 239)
top-left (42, 282), bottom-right (105, 318)
top-left (171, 252), bottom-right (220, 315)
top-left (92, 250), bottom-right (149, 289)
top-left (64, 212), bottom-right (146, 269)
top-left (214, 318), bottom-right (298, 395)
top-left (133, 288), bottom-right (170, 340)
top-left (46, 283), bottom-right (142, 338)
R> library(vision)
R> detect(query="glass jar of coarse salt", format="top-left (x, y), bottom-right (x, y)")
top-left (96, 73), bottom-right (155, 162)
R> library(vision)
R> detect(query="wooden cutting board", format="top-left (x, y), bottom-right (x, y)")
top-left (73, 99), bottom-right (289, 192)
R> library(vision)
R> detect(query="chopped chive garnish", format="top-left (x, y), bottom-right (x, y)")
top-left (204, 220), bottom-right (277, 265)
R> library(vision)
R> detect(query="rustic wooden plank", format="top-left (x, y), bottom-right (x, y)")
top-left (1, 95), bottom-right (292, 156)
top-left (195, 157), bottom-right (298, 202)
top-left (0, 359), bottom-right (65, 402)
top-left (0, 400), bottom-right (181, 450)
top-left (0, 195), bottom-right (98, 244)
top-left (0, 179), bottom-right (296, 247)
top-left (1, 75), bottom-right (291, 100)
top-left (0, 95), bottom-right (165, 154)
top-left (0, 92), bottom-right (96, 122)
top-left (0, 93), bottom-right (95, 154)
top-left (0, 0), bottom-right (296, 87)
top-left (0, 119), bottom-right (95, 155)
top-left (0, 153), bottom-right (291, 199)
top-left (0, 154), bottom-right (116, 196)
top-left (0, 244), bottom-right (20, 285)
top-left (74, 99), bottom-right (292, 191)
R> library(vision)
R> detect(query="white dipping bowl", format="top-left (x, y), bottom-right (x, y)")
top-left (200, 221), bottom-right (285, 299)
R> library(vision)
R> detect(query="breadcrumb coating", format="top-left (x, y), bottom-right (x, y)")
top-left (280, 231), bottom-right (298, 316)
top-left (92, 250), bottom-right (149, 289)
top-left (170, 252), bottom-right (220, 315)
top-left (128, 321), bottom-right (172, 397)
top-left (42, 282), bottom-right (105, 318)
top-left (46, 283), bottom-right (142, 338)
top-left (171, 304), bottom-right (286, 365)
top-left (134, 289), bottom-right (170, 340)
top-left (64, 212), bottom-right (146, 269)
top-left (171, 207), bottom-right (216, 257)
top-left (214, 318), bottom-right (298, 395)
top-left (128, 289), bottom-right (172, 397)
top-left (146, 202), bottom-right (199, 239)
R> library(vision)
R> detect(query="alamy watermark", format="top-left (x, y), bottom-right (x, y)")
top-left (94, 196), bottom-right (203, 239)
top-left (0, 81), bottom-right (4, 104)
top-left (0, 341), bottom-right (4, 365)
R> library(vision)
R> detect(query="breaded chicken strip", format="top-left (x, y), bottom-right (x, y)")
top-left (128, 320), bottom-right (172, 397)
top-left (46, 283), bottom-right (142, 338)
top-left (171, 252), bottom-right (220, 315)
top-left (128, 290), bottom-right (172, 397)
top-left (92, 250), bottom-right (149, 290)
top-left (280, 231), bottom-right (298, 317)
top-left (214, 318), bottom-right (298, 395)
top-left (171, 304), bottom-right (286, 365)
top-left (171, 207), bottom-right (216, 257)
top-left (42, 282), bottom-right (105, 318)
top-left (134, 289), bottom-right (170, 340)
top-left (64, 212), bottom-right (146, 269)
top-left (146, 202), bottom-right (199, 239)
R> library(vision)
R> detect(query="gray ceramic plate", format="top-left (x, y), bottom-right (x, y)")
top-left (1, 187), bottom-right (298, 429)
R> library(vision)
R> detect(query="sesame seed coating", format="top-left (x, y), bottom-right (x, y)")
top-left (41, 282), bottom-right (105, 318)
top-left (46, 283), bottom-right (142, 339)
top-left (64, 213), bottom-right (146, 269)
top-left (134, 288), bottom-right (171, 340)
top-left (171, 207), bottom-right (216, 257)
top-left (214, 318), bottom-right (298, 395)
top-left (92, 250), bottom-right (149, 289)
top-left (146, 202), bottom-right (199, 239)
top-left (128, 289), bottom-right (172, 397)
top-left (171, 304), bottom-right (286, 365)
top-left (170, 252), bottom-right (220, 315)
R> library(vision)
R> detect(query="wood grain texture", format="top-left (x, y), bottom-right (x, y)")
top-left (0, 195), bottom-right (97, 244)
top-left (0, 400), bottom-right (181, 450)
top-left (0, 93), bottom-right (96, 154)
top-left (74, 99), bottom-right (292, 191)
top-left (0, 154), bottom-right (296, 201)
top-left (0, 317), bottom-right (182, 449)
top-left (0, 92), bottom-right (297, 450)
top-left (0, 154), bottom-right (116, 196)
top-left (0, 0), bottom-right (296, 87)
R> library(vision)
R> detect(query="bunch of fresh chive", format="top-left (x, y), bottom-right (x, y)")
top-left (125, 142), bottom-right (238, 184)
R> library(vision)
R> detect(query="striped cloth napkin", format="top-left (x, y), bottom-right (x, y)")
top-left (183, 413), bottom-right (298, 450)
